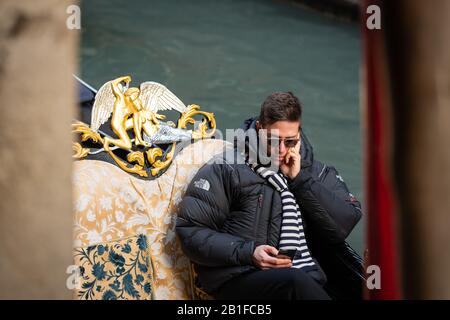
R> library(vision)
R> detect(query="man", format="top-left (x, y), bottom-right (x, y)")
top-left (176, 92), bottom-right (362, 299)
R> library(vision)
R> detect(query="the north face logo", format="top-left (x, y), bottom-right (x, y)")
top-left (194, 178), bottom-right (210, 191)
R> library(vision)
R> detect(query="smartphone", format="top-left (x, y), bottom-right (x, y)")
top-left (276, 249), bottom-right (297, 261)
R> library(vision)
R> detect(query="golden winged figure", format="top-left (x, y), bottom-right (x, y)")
top-left (91, 75), bottom-right (187, 151)
top-left (73, 75), bottom-right (216, 178)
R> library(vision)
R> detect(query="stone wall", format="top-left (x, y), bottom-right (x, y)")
top-left (0, 0), bottom-right (78, 299)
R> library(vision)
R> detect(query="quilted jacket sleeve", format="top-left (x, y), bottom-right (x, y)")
top-left (176, 162), bottom-right (255, 267)
top-left (289, 162), bottom-right (362, 244)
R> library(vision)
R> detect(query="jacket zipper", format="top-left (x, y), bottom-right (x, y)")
top-left (253, 193), bottom-right (263, 239)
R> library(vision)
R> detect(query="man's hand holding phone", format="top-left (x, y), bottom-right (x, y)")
top-left (252, 245), bottom-right (293, 270)
top-left (276, 249), bottom-right (297, 261)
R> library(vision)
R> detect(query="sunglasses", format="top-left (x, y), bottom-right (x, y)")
top-left (266, 133), bottom-right (301, 149)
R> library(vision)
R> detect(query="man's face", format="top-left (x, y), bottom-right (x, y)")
top-left (257, 120), bottom-right (301, 164)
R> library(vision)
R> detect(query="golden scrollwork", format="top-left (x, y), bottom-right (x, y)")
top-left (149, 143), bottom-right (176, 177)
top-left (72, 142), bottom-right (90, 159)
top-left (72, 121), bottom-right (102, 160)
top-left (179, 104), bottom-right (216, 139)
top-left (189, 263), bottom-right (213, 300)
top-left (127, 151), bottom-right (145, 167)
top-left (72, 121), bottom-right (103, 144)
top-left (72, 120), bottom-right (148, 177)
top-left (109, 151), bottom-right (148, 177)
top-left (72, 76), bottom-right (216, 178)
top-left (146, 147), bottom-right (163, 165)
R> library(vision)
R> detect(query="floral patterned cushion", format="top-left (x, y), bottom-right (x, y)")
top-left (73, 139), bottom-right (230, 299)
top-left (74, 234), bottom-right (153, 300)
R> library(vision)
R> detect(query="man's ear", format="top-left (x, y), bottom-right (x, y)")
top-left (256, 120), bottom-right (261, 130)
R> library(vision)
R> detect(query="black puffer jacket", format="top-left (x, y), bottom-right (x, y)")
top-left (176, 117), bottom-right (362, 294)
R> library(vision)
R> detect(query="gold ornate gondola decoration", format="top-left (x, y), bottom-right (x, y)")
top-left (72, 76), bottom-right (216, 178)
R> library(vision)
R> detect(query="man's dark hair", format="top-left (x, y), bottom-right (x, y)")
top-left (258, 92), bottom-right (302, 126)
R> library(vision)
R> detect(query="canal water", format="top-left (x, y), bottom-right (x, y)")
top-left (79, 0), bottom-right (363, 254)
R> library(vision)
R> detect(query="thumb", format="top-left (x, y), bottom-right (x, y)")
top-left (264, 246), bottom-right (278, 256)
